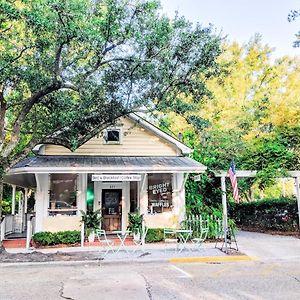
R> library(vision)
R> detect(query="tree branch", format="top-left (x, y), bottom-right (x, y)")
top-left (54, 42), bottom-right (65, 78)
top-left (1, 81), bottom-right (62, 157)
top-left (0, 46), bottom-right (34, 74)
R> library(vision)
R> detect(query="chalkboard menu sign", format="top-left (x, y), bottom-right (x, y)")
top-left (148, 173), bottom-right (172, 213)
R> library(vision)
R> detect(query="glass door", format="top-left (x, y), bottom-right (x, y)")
top-left (102, 189), bottom-right (122, 232)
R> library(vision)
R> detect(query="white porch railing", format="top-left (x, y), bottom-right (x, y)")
top-left (4, 215), bottom-right (14, 235)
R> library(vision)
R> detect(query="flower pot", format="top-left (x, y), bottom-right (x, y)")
top-left (88, 231), bottom-right (95, 243)
top-left (133, 232), bottom-right (140, 241)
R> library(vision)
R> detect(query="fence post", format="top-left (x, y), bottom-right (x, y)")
top-left (26, 219), bottom-right (32, 249)
top-left (81, 222), bottom-right (85, 248)
top-left (0, 216), bottom-right (5, 241)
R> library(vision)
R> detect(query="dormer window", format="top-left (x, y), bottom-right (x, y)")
top-left (104, 128), bottom-right (122, 144)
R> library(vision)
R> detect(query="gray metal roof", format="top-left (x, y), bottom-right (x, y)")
top-left (10, 155), bottom-right (207, 174)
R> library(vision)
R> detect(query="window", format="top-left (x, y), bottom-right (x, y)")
top-left (148, 173), bottom-right (172, 214)
top-left (104, 129), bottom-right (121, 144)
top-left (49, 174), bottom-right (77, 216)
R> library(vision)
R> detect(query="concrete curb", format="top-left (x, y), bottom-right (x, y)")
top-left (0, 255), bottom-right (257, 268)
top-left (0, 257), bottom-right (169, 267)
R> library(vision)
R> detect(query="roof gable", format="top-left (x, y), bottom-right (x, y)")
top-left (41, 114), bottom-right (191, 157)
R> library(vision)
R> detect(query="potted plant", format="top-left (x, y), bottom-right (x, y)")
top-left (80, 209), bottom-right (102, 242)
top-left (128, 211), bottom-right (144, 241)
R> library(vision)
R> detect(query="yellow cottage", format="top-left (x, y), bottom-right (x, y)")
top-left (3, 113), bottom-right (206, 237)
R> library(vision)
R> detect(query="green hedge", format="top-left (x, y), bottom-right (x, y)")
top-left (145, 228), bottom-right (164, 243)
top-left (32, 230), bottom-right (81, 246)
top-left (229, 197), bottom-right (299, 231)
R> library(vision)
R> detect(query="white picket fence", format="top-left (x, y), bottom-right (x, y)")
top-left (183, 214), bottom-right (223, 239)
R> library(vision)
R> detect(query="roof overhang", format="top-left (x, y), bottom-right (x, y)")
top-left (7, 156), bottom-right (207, 176)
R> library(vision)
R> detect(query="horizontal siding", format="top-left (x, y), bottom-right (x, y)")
top-left (44, 117), bottom-right (178, 156)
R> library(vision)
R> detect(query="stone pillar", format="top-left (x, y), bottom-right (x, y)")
top-left (11, 184), bottom-right (16, 215)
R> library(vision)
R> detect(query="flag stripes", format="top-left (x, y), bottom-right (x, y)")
top-left (228, 161), bottom-right (239, 203)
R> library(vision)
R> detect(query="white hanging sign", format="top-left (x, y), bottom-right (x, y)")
top-left (92, 174), bottom-right (142, 182)
top-left (194, 175), bottom-right (201, 182)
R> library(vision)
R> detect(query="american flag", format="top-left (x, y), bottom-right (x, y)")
top-left (228, 161), bottom-right (239, 203)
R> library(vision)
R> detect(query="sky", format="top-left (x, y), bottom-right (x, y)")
top-left (160, 0), bottom-right (300, 58)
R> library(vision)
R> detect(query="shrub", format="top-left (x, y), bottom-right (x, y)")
top-left (55, 231), bottom-right (81, 244)
top-left (32, 230), bottom-right (81, 246)
top-left (32, 232), bottom-right (57, 246)
top-left (229, 197), bottom-right (299, 231)
top-left (145, 228), bottom-right (164, 243)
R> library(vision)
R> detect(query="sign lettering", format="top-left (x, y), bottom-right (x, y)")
top-left (92, 174), bottom-right (142, 182)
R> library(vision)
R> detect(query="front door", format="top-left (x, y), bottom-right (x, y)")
top-left (102, 189), bottom-right (122, 232)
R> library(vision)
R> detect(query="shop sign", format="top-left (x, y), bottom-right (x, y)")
top-left (194, 175), bottom-right (201, 182)
top-left (92, 174), bottom-right (142, 182)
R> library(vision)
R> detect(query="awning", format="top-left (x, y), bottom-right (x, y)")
top-left (8, 155), bottom-right (207, 175)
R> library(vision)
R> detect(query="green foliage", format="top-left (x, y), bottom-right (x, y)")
top-left (229, 197), bottom-right (299, 231)
top-left (145, 228), bottom-right (164, 243)
top-left (80, 209), bottom-right (102, 234)
top-left (127, 211), bottom-right (143, 234)
top-left (1, 199), bottom-right (11, 215)
top-left (55, 231), bottom-right (81, 244)
top-left (32, 232), bottom-right (56, 246)
top-left (32, 230), bottom-right (81, 246)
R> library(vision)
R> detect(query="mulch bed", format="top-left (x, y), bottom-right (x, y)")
top-left (0, 249), bottom-right (102, 263)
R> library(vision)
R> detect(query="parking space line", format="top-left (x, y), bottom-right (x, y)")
top-left (170, 265), bottom-right (192, 278)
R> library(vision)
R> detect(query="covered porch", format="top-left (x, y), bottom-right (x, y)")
top-left (2, 155), bottom-right (206, 245)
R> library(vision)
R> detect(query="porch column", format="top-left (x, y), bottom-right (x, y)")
top-left (77, 173), bottom-right (87, 214)
top-left (295, 177), bottom-right (300, 232)
top-left (11, 184), bottom-right (16, 215)
top-left (172, 173), bottom-right (185, 225)
top-left (35, 173), bottom-right (49, 232)
top-left (24, 188), bottom-right (28, 214)
top-left (221, 176), bottom-right (228, 253)
top-left (18, 190), bottom-right (23, 215)
top-left (139, 174), bottom-right (148, 216)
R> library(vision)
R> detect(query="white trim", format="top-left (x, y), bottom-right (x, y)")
top-left (8, 166), bottom-right (206, 175)
top-left (128, 113), bottom-right (192, 155)
top-left (214, 170), bottom-right (257, 177)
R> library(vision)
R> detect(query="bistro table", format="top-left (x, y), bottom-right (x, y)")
top-left (176, 229), bottom-right (193, 252)
top-left (112, 230), bottom-right (131, 254)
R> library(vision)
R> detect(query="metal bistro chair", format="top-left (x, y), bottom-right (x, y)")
top-left (164, 228), bottom-right (178, 253)
top-left (95, 229), bottom-right (115, 256)
top-left (191, 227), bottom-right (209, 251)
top-left (132, 227), bottom-right (149, 254)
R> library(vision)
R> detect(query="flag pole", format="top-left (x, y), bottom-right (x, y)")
top-left (221, 175), bottom-right (228, 253)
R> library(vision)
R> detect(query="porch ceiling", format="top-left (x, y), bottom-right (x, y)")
top-left (8, 155), bottom-right (207, 174)
top-left (4, 173), bottom-right (36, 188)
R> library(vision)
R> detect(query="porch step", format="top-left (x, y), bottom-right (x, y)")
top-left (3, 238), bottom-right (26, 248)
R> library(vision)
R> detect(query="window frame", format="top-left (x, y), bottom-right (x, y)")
top-left (103, 128), bottom-right (122, 145)
top-left (48, 173), bottom-right (78, 216)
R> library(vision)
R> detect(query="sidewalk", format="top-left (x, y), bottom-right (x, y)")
top-left (2, 242), bottom-right (248, 265)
